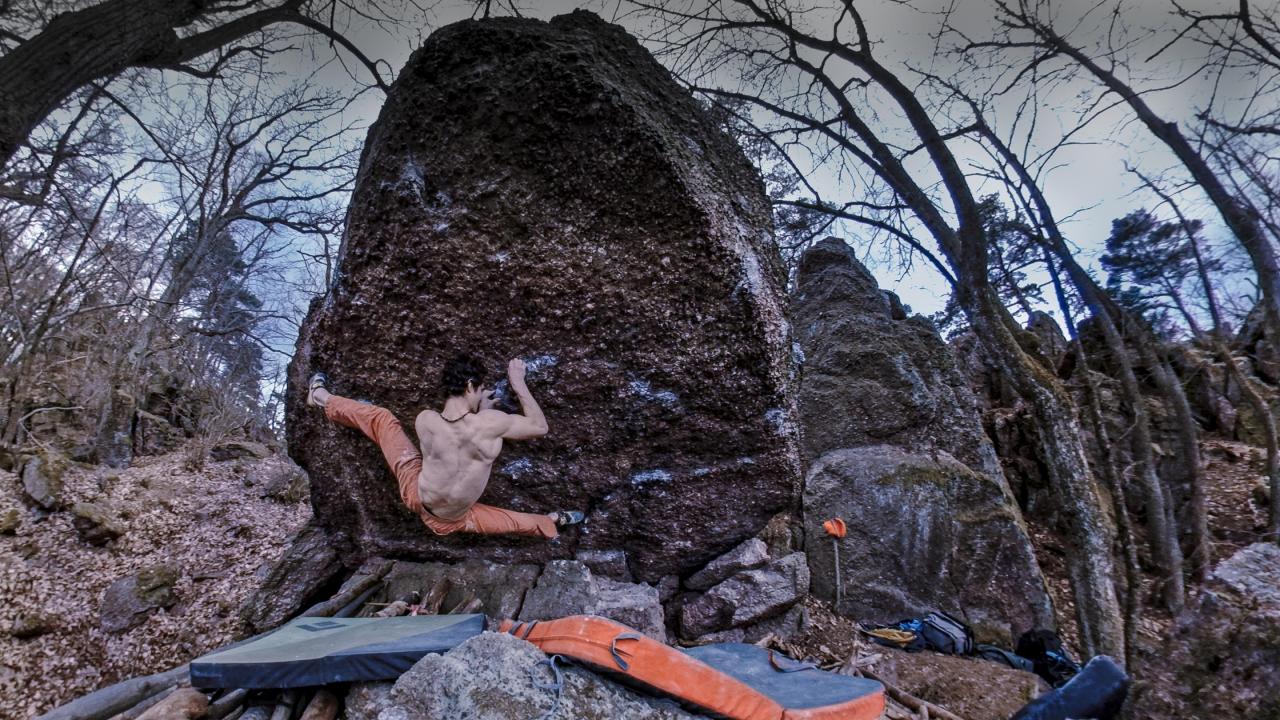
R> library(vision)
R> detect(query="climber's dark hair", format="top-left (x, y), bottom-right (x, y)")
top-left (440, 353), bottom-right (487, 399)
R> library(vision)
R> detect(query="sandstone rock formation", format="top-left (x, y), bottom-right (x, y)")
top-left (792, 239), bottom-right (1052, 642)
top-left (286, 11), bottom-right (797, 581)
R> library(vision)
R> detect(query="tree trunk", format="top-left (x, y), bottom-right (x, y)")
top-left (1046, 252), bottom-right (1139, 669)
top-left (0, 0), bottom-right (203, 167)
top-left (961, 285), bottom-right (1124, 660)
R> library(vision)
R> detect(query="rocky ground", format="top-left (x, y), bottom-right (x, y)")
top-left (0, 445), bottom-right (311, 719)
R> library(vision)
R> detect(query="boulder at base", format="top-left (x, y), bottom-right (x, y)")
top-left (1129, 542), bottom-right (1280, 720)
top-left (286, 11), bottom-right (797, 581)
top-left (378, 632), bottom-right (697, 719)
top-left (804, 445), bottom-right (1053, 645)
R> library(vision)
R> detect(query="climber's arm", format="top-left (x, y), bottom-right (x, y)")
top-left (480, 358), bottom-right (548, 440)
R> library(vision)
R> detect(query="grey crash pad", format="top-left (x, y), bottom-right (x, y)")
top-left (191, 614), bottom-right (486, 689)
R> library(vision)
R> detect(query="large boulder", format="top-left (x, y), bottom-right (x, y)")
top-left (792, 238), bottom-right (1000, 477)
top-left (384, 632), bottom-right (697, 719)
top-left (804, 445), bottom-right (1053, 645)
top-left (1129, 542), bottom-right (1280, 720)
top-left (286, 11), bottom-right (798, 581)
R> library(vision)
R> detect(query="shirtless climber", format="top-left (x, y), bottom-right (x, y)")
top-left (305, 354), bottom-right (583, 539)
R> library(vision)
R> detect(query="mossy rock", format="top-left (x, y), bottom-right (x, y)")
top-left (71, 502), bottom-right (126, 546)
top-left (0, 507), bottom-right (19, 534)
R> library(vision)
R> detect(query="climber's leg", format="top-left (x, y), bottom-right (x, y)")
top-left (323, 394), bottom-right (425, 513)
top-left (419, 502), bottom-right (559, 539)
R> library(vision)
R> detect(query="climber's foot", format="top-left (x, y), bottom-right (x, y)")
top-left (551, 510), bottom-right (585, 527)
top-left (307, 372), bottom-right (330, 408)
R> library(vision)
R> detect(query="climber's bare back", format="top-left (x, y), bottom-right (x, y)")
top-left (413, 359), bottom-right (548, 519)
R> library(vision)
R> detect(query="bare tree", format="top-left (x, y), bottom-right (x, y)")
top-left (634, 0), bottom-right (1124, 659)
top-left (0, 0), bottom-right (422, 170)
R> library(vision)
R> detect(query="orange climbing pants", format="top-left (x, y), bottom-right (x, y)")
top-left (323, 395), bottom-right (557, 539)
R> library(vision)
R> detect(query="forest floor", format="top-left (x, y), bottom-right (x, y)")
top-left (0, 446), bottom-right (311, 720)
top-left (1, 435), bottom-right (1270, 719)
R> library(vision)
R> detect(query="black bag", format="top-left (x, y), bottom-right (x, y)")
top-left (974, 643), bottom-right (1036, 673)
top-left (1016, 629), bottom-right (1082, 687)
top-left (918, 611), bottom-right (974, 656)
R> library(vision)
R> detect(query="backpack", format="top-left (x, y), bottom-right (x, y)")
top-left (974, 643), bottom-right (1036, 673)
top-left (1016, 629), bottom-right (1082, 687)
top-left (862, 611), bottom-right (975, 656)
top-left (918, 611), bottom-right (974, 656)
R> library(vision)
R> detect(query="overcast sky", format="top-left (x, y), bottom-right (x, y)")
top-left (286, 0), bottom-right (1262, 320)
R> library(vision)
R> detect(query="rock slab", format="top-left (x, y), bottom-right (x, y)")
top-left (387, 632), bottom-right (696, 719)
top-left (1130, 543), bottom-right (1280, 720)
top-left (286, 10), bottom-right (798, 581)
top-left (239, 522), bottom-right (344, 634)
top-left (100, 564), bottom-right (179, 634)
top-left (679, 552), bottom-right (808, 639)
top-left (803, 445), bottom-right (1053, 644)
top-left (520, 560), bottom-right (665, 642)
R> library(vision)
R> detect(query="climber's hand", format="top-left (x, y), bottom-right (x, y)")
top-left (508, 358), bottom-right (527, 387)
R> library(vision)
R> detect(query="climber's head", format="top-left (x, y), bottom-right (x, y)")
top-left (440, 353), bottom-right (489, 409)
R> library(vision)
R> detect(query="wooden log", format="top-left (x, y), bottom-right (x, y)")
top-left (373, 600), bottom-right (411, 618)
top-left (299, 560), bottom-right (392, 619)
top-left (135, 688), bottom-right (207, 720)
top-left (107, 687), bottom-right (174, 720)
top-left (36, 665), bottom-right (188, 720)
top-left (447, 596), bottom-right (483, 615)
top-left (237, 706), bottom-right (272, 720)
top-left (419, 577), bottom-right (450, 615)
top-left (298, 690), bottom-right (339, 720)
top-left (268, 691), bottom-right (298, 720)
top-left (207, 689), bottom-right (249, 720)
top-left (334, 583), bottom-right (383, 618)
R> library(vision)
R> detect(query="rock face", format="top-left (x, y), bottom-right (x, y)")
top-left (804, 446), bottom-right (1053, 645)
top-left (1131, 543), bottom-right (1280, 720)
top-left (239, 522), bottom-right (344, 634)
top-left (286, 11), bottom-right (797, 580)
top-left (381, 559), bottom-right (541, 619)
top-left (384, 632), bottom-right (696, 719)
top-left (792, 239), bottom-right (1051, 642)
top-left (792, 238), bottom-right (1000, 477)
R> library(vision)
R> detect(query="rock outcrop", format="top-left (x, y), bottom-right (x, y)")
top-left (678, 551), bottom-right (808, 639)
top-left (1130, 542), bottom-right (1280, 720)
top-left (100, 565), bottom-right (179, 634)
top-left (792, 239), bottom-right (1052, 642)
top-left (239, 522), bottom-right (344, 634)
top-left (520, 560), bottom-right (666, 642)
top-left (792, 237), bottom-right (1000, 477)
top-left (286, 11), bottom-right (797, 581)
top-left (804, 446), bottom-right (1053, 644)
